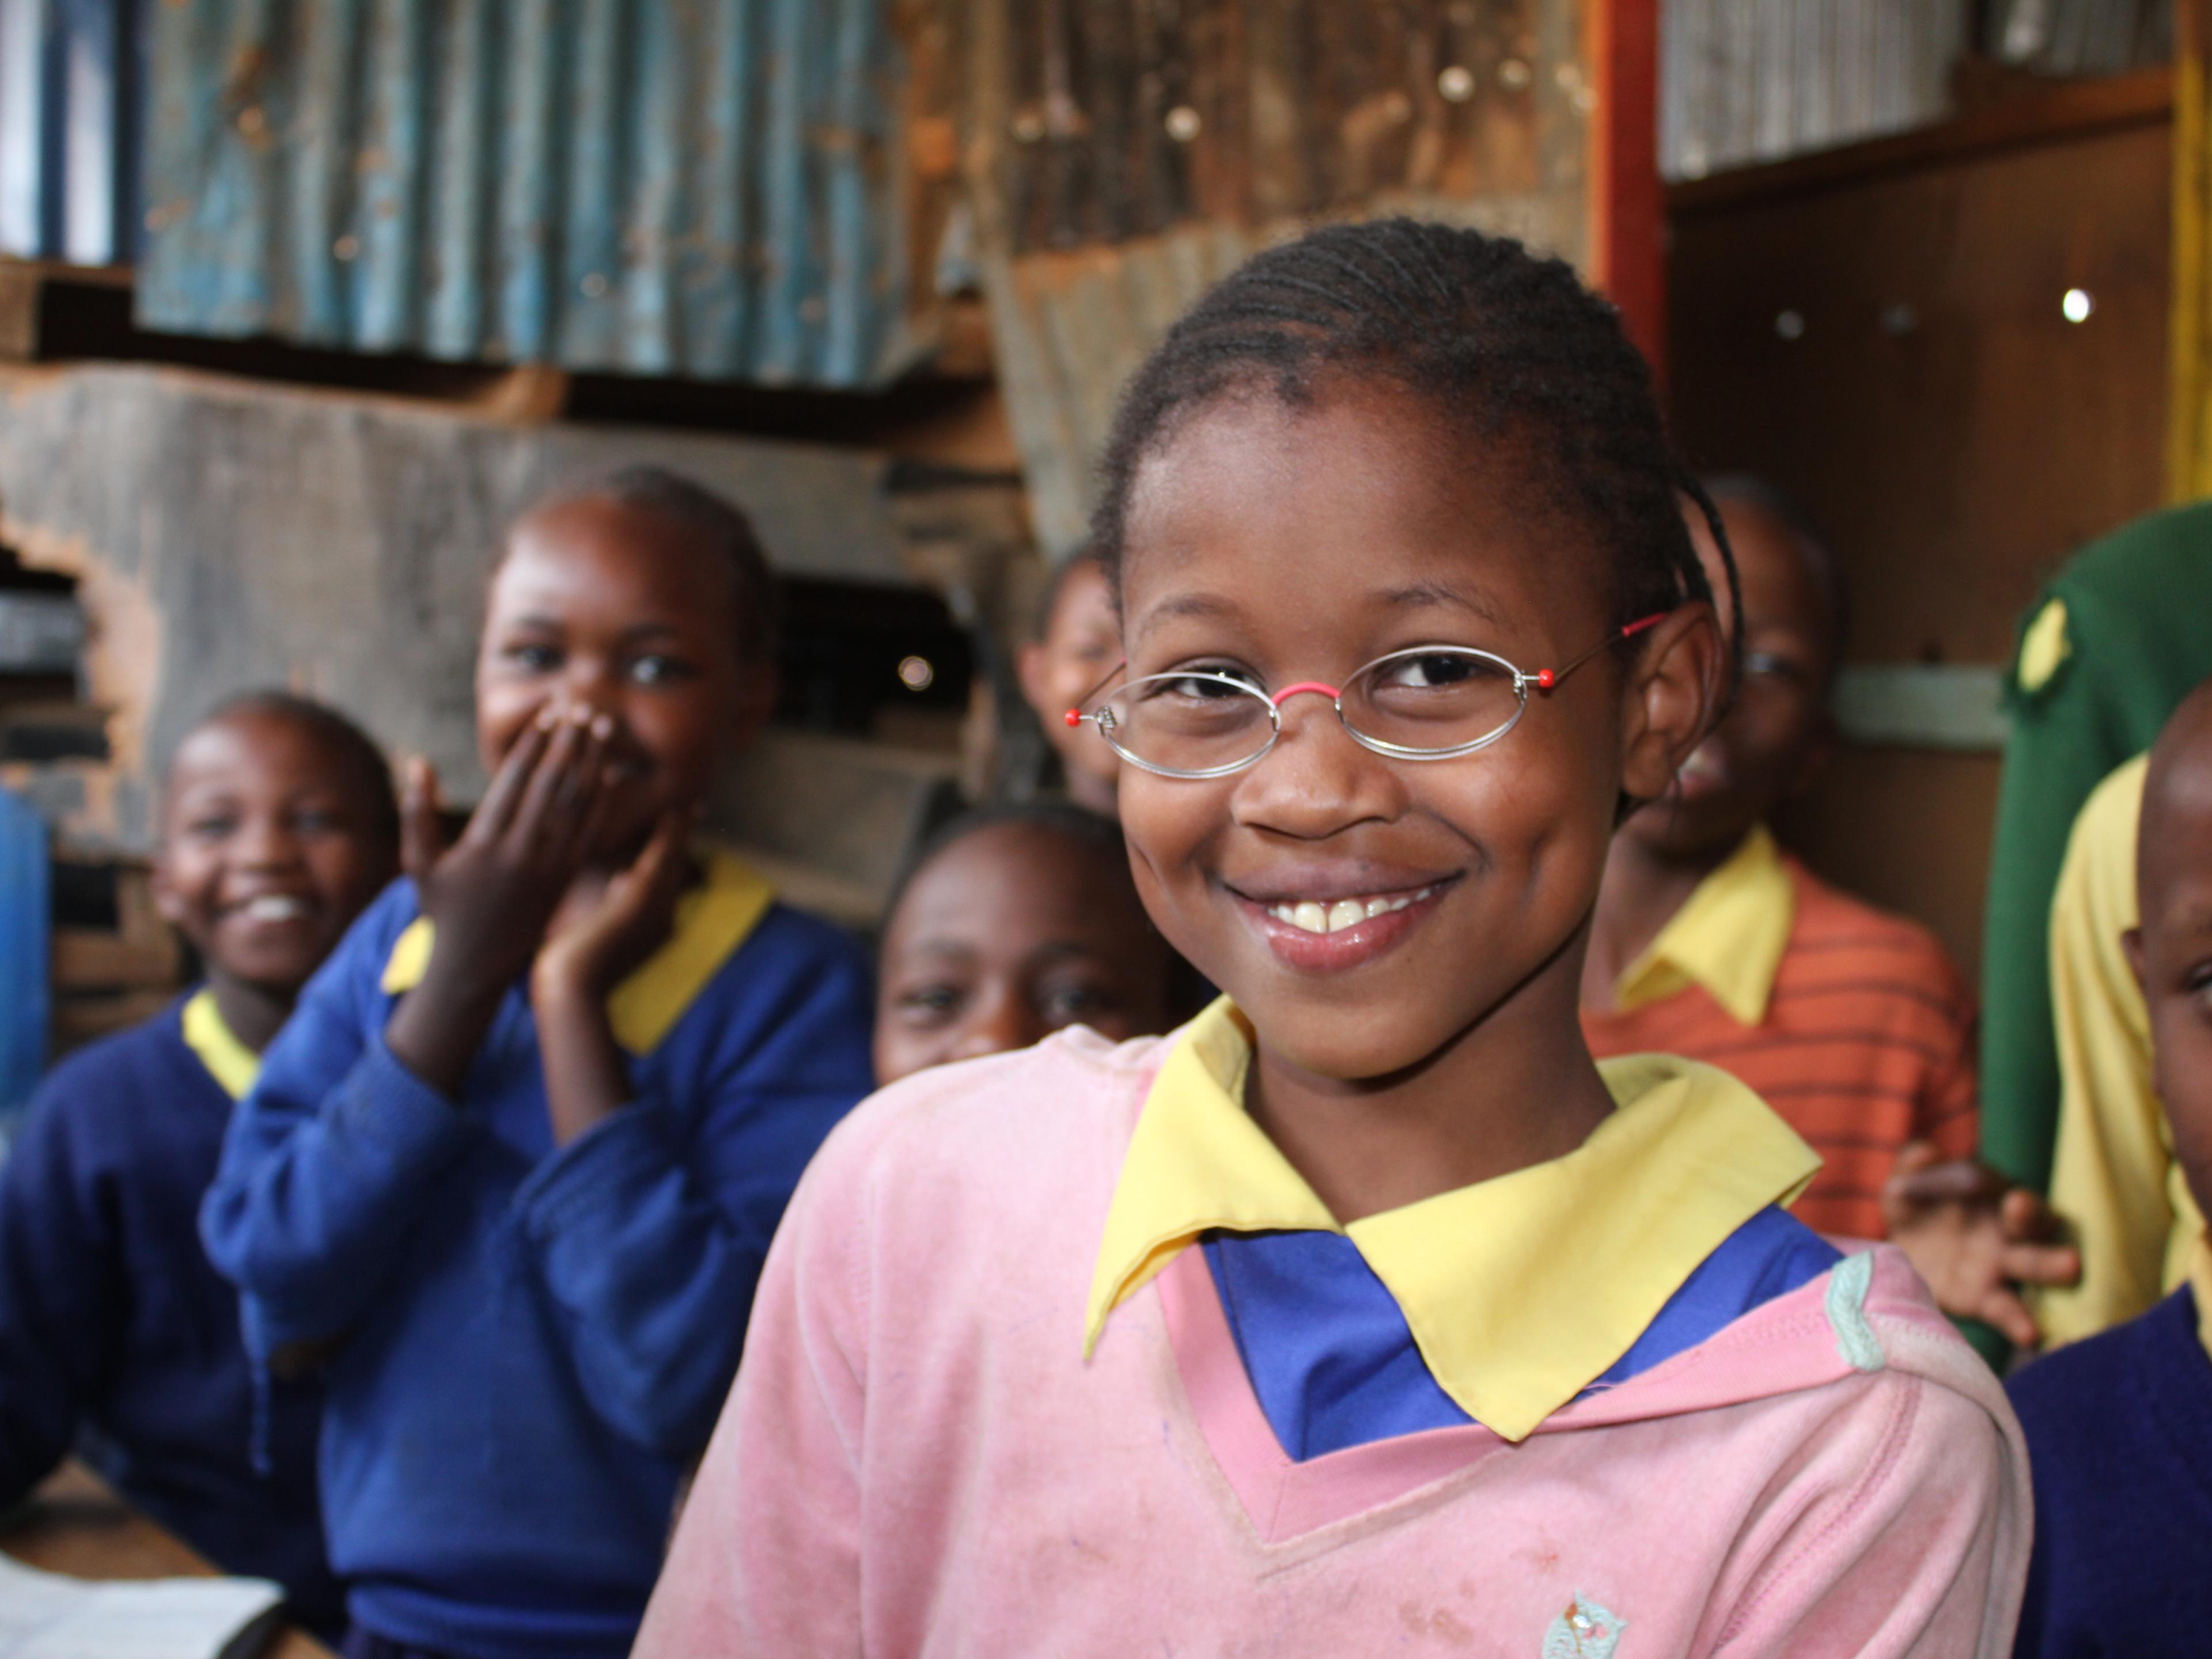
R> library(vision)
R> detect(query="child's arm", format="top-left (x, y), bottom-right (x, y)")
top-left (634, 1120), bottom-right (868, 1656)
top-left (201, 713), bottom-right (618, 1352)
top-left (198, 895), bottom-right (471, 1353)
top-left (0, 1070), bottom-right (122, 1505)
top-left (508, 925), bottom-right (873, 1459)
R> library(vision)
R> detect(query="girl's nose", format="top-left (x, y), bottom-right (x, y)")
top-left (233, 815), bottom-right (302, 869)
top-left (1233, 697), bottom-right (1404, 838)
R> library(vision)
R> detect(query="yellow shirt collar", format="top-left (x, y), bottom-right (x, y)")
top-left (379, 847), bottom-right (776, 1054)
top-left (1086, 999), bottom-right (1821, 1442)
top-left (181, 989), bottom-right (260, 1101)
top-left (1612, 823), bottom-right (1794, 1027)
top-left (2188, 1233), bottom-right (2212, 1362)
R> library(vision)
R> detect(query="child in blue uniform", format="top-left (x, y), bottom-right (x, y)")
top-left (200, 468), bottom-right (876, 1659)
top-left (0, 691), bottom-right (401, 1633)
top-left (2008, 674), bottom-right (2212, 1654)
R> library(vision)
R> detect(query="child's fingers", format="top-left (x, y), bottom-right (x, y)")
top-left (506, 709), bottom-right (591, 851)
top-left (400, 758), bottom-right (445, 879)
top-left (538, 715), bottom-right (616, 865)
top-left (1998, 1240), bottom-right (2081, 1290)
top-left (1980, 1288), bottom-right (2042, 1350)
top-left (475, 710), bottom-right (557, 840)
top-left (1997, 1185), bottom-right (2070, 1245)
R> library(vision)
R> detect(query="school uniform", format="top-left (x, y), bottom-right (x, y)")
top-left (2008, 1239), bottom-right (2212, 1656)
top-left (641, 1002), bottom-right (2030, 1656)
top-left (1981, 499), bottom-right (2212, 1196)
top-left (1583, 823), bottom-right (1979, 1242)
top-left (199, 850), bottom-right (875, 1659)
top-left (0, 993), bottom-right (340, 1630)
top-left (2036, 754), bottom-right (2202, 1346)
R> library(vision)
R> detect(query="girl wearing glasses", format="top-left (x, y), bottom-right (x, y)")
top-left (643, 221), bottom-right (2027, 1656)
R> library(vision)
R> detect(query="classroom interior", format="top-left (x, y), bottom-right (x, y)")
top-left (0, 0), bottom-right (2190, 1633)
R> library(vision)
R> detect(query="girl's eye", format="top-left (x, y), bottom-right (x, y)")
top-left (1146, 668), bottom-right (1262, 702)
top-left (186, 815), bottom-right (237, 840)
top-left (629, 653), bottom-right (697, 687)
top-left (1376, 652), bottom-right (1490, 691)
top-left (1744, 650), bottom-right (1810, 686)
top-left (1040, 981), bottom-right (1120, 1025)
top-left (292, 808), bottom-right (343, 835)
top-left (503, 642), bottom-right (562, 673)
top-left (895, 983), bottom-right (964, 1024)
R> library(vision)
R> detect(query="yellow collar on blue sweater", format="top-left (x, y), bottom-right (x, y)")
top-left (378, 847), bottom-right (775, 1055)
top-left (1610, 823), bottom-right (1796, 1027)
top-left (1085, 998), bottom-right (1820, 1442)
top-left (181, 989), bottom-right (260, 1101)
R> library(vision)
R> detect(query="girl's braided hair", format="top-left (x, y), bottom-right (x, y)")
top-left (1089, 217), bottom-right (1738, 668)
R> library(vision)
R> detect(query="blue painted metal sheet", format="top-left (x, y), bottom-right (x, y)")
top-left (137, 0), bottom-right (925, 387)
top-left (0, 0), bottom-right (147, 265)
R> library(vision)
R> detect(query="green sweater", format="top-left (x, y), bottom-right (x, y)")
top-left (1982, 499), bottom-right (2212, 1193)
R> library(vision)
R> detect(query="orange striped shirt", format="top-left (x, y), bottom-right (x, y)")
top-left (1584, 841), bottom-right (1979, 1243)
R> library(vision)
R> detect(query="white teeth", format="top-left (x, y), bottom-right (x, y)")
top-left (243, 896), bottom-right (306, 922)
top-left (1267, 885), bottom-right (1437, 934)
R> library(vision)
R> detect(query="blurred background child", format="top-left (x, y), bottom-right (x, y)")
top-left (1581, 479), bottom-right (2075, 1347)
top-left (2008, 673), bottom-right (2212, 1654)
top-left (1016, 551), bottom-right (1123, 815)
top-left (874, 801), bottom-right (1179, 1085)
top-left (0, 691), bottom-right (400, 1634)
top-left (200, 468), bottom-right (875, 1659)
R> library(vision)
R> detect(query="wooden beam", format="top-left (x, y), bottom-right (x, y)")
top-left (1671, 65), bottom-right (2174, 219)
top-left (1587, 0), bottom-right (1666, 377)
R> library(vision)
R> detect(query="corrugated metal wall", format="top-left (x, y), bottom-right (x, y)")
top-left (1986, 0), bottom-right (2171, 79)
top-left (135, 0), bottom-right (932, 387)
top-left (1660, 0), bottom-right (1972, 180)
top-left (0, 0), bottom-right (146, 264)
top-left (961, 0), bottom-right (1592, 558)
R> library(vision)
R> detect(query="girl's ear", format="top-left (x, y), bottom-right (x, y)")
top-left (1618, 601), bottom-right (1725, 802)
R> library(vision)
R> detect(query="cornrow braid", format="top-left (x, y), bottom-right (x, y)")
top-left (1091, 218), bottom-right (1737, 681)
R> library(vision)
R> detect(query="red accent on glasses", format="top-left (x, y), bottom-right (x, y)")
top-left (1270, 681), bottom-right (1342, 706)
top-left (1533, 612), bottom-right (1668, 693)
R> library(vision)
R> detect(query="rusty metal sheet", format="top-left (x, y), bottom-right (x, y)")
top-left (959, 0), bottom-right (1591, 558)
top-left (0, 0), bottom-right (146, 265)
top-left (135, 0), bottom-right (940, 387)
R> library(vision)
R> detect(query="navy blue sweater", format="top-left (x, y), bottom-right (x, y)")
top-left (2008, 1285), bottom-right (2212, 1657)
top-left (200, 877), bottom-right (875, 1659)
top-left (0, 1001), bottom-right (339, 1628)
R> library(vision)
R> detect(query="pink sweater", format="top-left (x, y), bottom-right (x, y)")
top-left (641, 1028), bottom-right (2031, 1657)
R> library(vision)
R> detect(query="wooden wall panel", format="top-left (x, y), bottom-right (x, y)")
top-left (1668, 76), bottom-right (2173, 972)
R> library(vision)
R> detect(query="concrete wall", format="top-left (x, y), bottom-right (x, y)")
top-left (0, 362), bottom-right (918, 857)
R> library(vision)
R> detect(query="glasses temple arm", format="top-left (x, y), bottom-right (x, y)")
top-left (1532, 612), bottom-right (1671, 691)
top-left (1064, 660), bottom-right (1129, 727)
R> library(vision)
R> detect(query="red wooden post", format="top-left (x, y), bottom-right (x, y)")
top-left (1587, 0), bottom-right (1666, 382)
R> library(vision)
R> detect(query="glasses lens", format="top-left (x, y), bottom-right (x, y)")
top-left (1098, 672), bottom-right (1275, 775)
top-left (1345, 647), bottom-right (1524, 755)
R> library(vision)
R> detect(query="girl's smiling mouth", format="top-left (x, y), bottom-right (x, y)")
top-left (1226, 874), bottom-right (1457, 973)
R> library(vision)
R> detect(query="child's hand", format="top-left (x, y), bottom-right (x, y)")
top-left (404, 706), bottom-right (615, 997)
top-left (532, 809), bottom-right (697, 1005)
top-left (385, 706), bottom-right (614, 1096)
top-left (529, 810), bottom-right (697, 1146)
top-left (1880, 1142), bottom-right (2081, 1349)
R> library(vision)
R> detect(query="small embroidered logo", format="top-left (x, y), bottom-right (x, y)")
top-left (1541, 1594), bottom-right (1625, 1658)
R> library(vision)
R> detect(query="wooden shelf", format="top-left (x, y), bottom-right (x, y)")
top-left (1670, 65), bottom-right (2174, 218)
